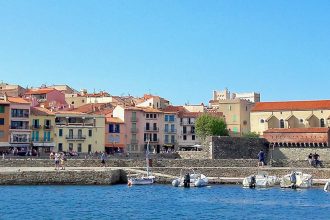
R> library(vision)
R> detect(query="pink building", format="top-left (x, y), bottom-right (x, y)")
top-left (113, 105), bottom-right (164, 154)
top-left (24, 88), bottom-right (67, 110)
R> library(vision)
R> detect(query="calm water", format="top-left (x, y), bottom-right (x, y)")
top-left (0, 185), bottom-right (329, 220)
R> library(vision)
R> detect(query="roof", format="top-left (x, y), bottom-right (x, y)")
top-left (25, 88), bottom-right (56, 95)
top-left (252, 100), bottom-right (330, 112)
top-left (264, 128), bottom-right (330, 133)
top-left (7, 97), bottom-right (30, 104)
top-left (163, 105), bottom-right (185, 113)
top-left (106, 117), bottom-right (124, 124)
top-left (0, 100), bottom-right (10, 104)
top-left (55, 111), bottom-right (86, 115)
top-left (72, 103), bottom-right (113, 114)
top-left (30, 107), bottom-right (55, 116)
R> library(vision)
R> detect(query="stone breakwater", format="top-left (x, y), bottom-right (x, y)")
top-left (0, 169), bottom-right (127, 185)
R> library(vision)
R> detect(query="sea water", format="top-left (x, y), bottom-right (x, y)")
top-left (0, 185), bottom-right (329, 220)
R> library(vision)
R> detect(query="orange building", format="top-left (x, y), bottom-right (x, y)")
top-left (0, 99), bottom-right (10, 150)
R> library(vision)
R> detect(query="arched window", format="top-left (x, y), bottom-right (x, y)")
top-left (320, 118), bottom-right (325, 127)
top-left (280, 119), bottom-right (285, 128)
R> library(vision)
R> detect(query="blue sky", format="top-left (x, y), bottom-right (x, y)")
top-left (0, 0), bottom-right (330, 105)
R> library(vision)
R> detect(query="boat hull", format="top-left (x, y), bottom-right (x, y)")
top-left (280, 172), bottom-right (312, 188)
top-left (243, 174), bottom-right (277, 188)
top-left (128, 177), bottom-right (155, 185)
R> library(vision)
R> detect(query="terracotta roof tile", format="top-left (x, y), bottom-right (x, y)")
top-left (7, 97), bottom-right (30, 104)
top-left (25, 88), bottom-right (56, 95)
top-left (252, 100), bottom-right (330, 112)
top-left (264, 128), bottom-right (330, 133)
top-left (30, 107), bottom-right (55, 116)
top-left (106, 117), bottom-right (124, 124)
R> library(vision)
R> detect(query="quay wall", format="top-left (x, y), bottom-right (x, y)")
top-left (0, 169), bottom-right (127, 185)
top-left (271, 147), bottom-right (330, 161)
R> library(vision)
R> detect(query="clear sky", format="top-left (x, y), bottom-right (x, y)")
top-left (0, 0), bottom-right (330, 105)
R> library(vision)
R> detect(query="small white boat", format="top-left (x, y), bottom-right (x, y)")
top-left (128, 141), bottom-right (155, 186)
top-left (242, 172), bottom-right (278, 188)
top-left (280, 171), bottom-right (312, 189)
top-left (324, 180), bottom-right (330, 192)
top-left (172, 169), bottom-right (208, 187)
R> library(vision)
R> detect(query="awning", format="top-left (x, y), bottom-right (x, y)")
top-left (0, 142), bottom-right (11, 147)
top-left (10, 144), bottom-right (30, 148)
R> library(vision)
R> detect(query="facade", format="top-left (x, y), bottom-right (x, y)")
top-left (8, 97), bottom-right (31, 152)
top-left (0, 98), bottom-right (10, 149)
top-left (209, 99), bottom-right (254, 136)
top-left (113, 106), bottom-right (163, 154)
top-left (65, 91), bottom-right (114, 109)
top-left (212, 88), bottom-right (260, 103)
top-left (163, 110), bottom-right (180, 151)
top-left (251, 100), bottom-right (330, 135)
top-left (47, 85), bottom-right (76, 94)
top-left (54, 112), bottom-right (105, 153)
top-left (105, 117), bottom-right (126, 154)
top-left (178, 111), bottom-right (200, 148)
top-left (30, 107), bottom-right (56, 154)
top-left (24, 88), bottom-right (67, 110)
top-left (135, 94), bottom-right (170, 110)
top-left (0, 83), bottom-right (26, 97)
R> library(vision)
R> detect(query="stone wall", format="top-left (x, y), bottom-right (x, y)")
top-left (0, 169), bottom-right (127, 185)
top-left (209, 136), bottom-right (268, 159)
top-left (271, 147), bottom-right (330, 161)
top-left (178, 151), bottom-right (209, 160)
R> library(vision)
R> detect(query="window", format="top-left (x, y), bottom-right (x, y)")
top-left (89, 129), bottom-right (92, 137)
top-left (246, 106), bottom-right (248, 111)
top-left (33, 119), bottom-right (39, 128)
top-left (69, 129), bottom-right (73, 138)
top-left (77, 143), bottom-right (82, 153)
top-left (146, 123), bottom-right (150, 130)
top-left (169, 115), bottom-right (175, 122)
top-left (320, 118), bottom-right (325, 127)
top-left (299, 119), bottom-right (304, 123)
top-left (154, 114), bottom-right (157, 118)
top-left (165, 124), bottom-right (169, 132)
top-left (0, 105), bottom-right (4, 113)
top-left (88, 144), bottom-right (92, 153)
top-left (71, 101), bottom-right (74, 104)
top-left (115, 124), bottom-right (120, 133)
top-left (153, 133), bottom-right (157, 141)
top-left (280, 119), bottom-right (285, 128)
top-left (171, 135), bottom-right (175, 143)
top-left (146, 114), bottom-right (150, 118)
top-left (59, 129), bottom-right (63, 137)
top-left (260, 119), bottom-right (265, 123)
top-left (44, 131), bottom-right (50, 141)
top-left (78, 129), bottom-right (82, 138)
top-left (192, 135), bottom-right (195, 140)
top-left (58, 143), bottom-right (63, 152)
top-left (0, 130), bottom-right (4, 138)
top-left (165, 135), bottom-right (169, 143)
top-left (165, 115), bottom-right (169, 121)
top-left (0, 118), bottom-right (4, 125)
top-left (170, 124), bottom-right (175, 132)
top-left (153, 123), bottom-right (157, 130)
top-left (233, 127), bottom-right (238, 133)
top-left (191, 126), bottom-right (195, 134)
top-left (228, 105), bottom-right (232, 111)
top-left (183, 126), bottom-right (187, 134)
top-left (183, 135), bottom-right (187, 140)
top-left (69, 143), bottom-right (73, 151)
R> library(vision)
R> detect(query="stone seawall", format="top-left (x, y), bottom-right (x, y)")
top-left (0, 169), bottom-right (127, 185)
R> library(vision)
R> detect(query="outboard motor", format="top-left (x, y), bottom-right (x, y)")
top-left (290, 172), bottom-right (297, 189)
top-left (250, 175), bottom-right (256, 188)
top-left (183, 173), bottom-right (190, 188)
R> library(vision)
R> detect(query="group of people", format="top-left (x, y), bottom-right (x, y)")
top-left (50, 152), bottom-right (67, 171)
top-left (308, 152), bottom-right (321, 167)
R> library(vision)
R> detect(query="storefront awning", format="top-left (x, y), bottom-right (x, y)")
top-left (0, 142), bottom-right (11, 147)
top-left (33, 143), bottom-right (55, 147)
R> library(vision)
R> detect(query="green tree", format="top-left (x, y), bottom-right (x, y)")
top-left (243, 132), bottom-right (260, 138)
top-left (195, 114), bottom-right (229, 140)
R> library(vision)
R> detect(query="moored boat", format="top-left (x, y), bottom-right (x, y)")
top-left (172, 169), bottom-right (208, 187)
top-left (242, 172), bottom-right (278, 188)
top-left (280, 171), bottom-right (312, 189)
top-left (324, 180), bottom-right (330, 192)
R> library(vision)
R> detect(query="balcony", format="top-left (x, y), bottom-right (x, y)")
top-left (145, 138), bottom-right (159, 143)
top-left (31, 125), bottom-right (41, 130)
top-left (44, 125), bottom-right (53, 130)
top-left (164, 129), bottom-right (177, 134)
top-left (131, 139), bottom-right (138, 144)
top-left (144, 127), bottom-right (159, 132)
top-left (181, 131), bottom-right (195, 135)
top-left (66, 135), bottom-right (86, 141)
top-left (180, 121), bottom-right (195, 126)
top-left (32, 138), bottom-right (54, 143)
top-left (131, 117), bottom-right (138, 122)
top-left (10, 126), bottom-right (30, 130)
top-left (131, 128), bottom-right (138, 133)
top-left (10, 138), bottom-right (30, 144)
top-left (164, 140), bottom-right (177, 145)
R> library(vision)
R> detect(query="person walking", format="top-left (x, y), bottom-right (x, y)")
top-left (101, 151), bottom-right (107, 167)
top-left (60, 153), bottom-right (66, 170)
top-left (258, 149), bottom-right (265, 167)
top-left (54, 153), bottom-right (60, 171)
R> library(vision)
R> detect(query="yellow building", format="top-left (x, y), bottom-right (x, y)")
top-left (251, 100), bottom-right (330, 135)
top-left (54, 111), bottom-right (105, 153)
top-left (30, 107), bottom-right (56, 154)
top-left (209, 99), bottom-right (254, 136)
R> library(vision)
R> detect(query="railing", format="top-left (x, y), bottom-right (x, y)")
top-left (145, 138), bottom-right (159, 143)
top-left (32, 138), bottom-right (54, 142)
top-left (131, 117), bottom-right (138, 122)
top-left (181, 131), bottom-right (195, 135)
top-left (131, 128), bottom-right (138, 133)
top-left (44, 125), bottom-right (53, 130)
top-left (180, 121), bottom-right (195, 125)
top-left (131, 139), bottom-right (138, 144)
top-left (65, 135), bottom-right (86, 140)
top-left (10, 138), bottom-right (31, 143)
top-left (164, 129), bottom-right (177, 133)
top-left (31, 125), bottom-right (41, 130)
top-left (144, 127), bottom-right (159, 132)
top-left (164, 140), bottom-right (177, 144)
top-left (10, 126), bottom-right (30, 130)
